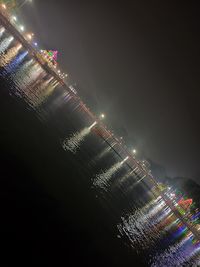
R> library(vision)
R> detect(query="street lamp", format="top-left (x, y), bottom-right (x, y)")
top-left (19, 25), bottom-right (25, 32)
top-left (1, 4), bottom-right (6, 9)
top-left (99, 113), bottom-right (105, 120)
top-left (11, 15), bottom-right (17, 23)
top-left (132, 149), bottom-right (137, 156)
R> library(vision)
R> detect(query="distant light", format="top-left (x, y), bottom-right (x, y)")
top-left (99, 113), bottom-right (105, 119)
top-left (2, 4), bottom-right (6, 9)
top-left (58, 70), bottom-right (61, 74)
top-left (34, 42), bottom-right (38, 46)
top-left (11, 16), bottom-right (17, 22)
top-left (26, 33), bottom-right (32, 40)
top-left (132, 149), bottom-right (137, 154)
top-left (19, 25), bottom-right (25, 32)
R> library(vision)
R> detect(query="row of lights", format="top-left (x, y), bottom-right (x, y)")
top-left (1, 2), bottom-right (144, 166)
top-left (98, 113), bottom-right (137, 156)
top-left (1, 2), bottom-right (68, 81)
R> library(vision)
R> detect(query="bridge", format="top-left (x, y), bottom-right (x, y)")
top-left (0, 4), bottom-right (200, 242)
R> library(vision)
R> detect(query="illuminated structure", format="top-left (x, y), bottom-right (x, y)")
top-left (40, 50), bottom-right (58, 67)
top-left (178, 198), bottom-right (193, 211)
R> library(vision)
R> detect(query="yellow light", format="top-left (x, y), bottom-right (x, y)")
top-left (26, 33), bottom-right (32, 40)
top-left (17, 44), bottom-right (22, 50)
top-left (2, 4), bottom-right (6, 9)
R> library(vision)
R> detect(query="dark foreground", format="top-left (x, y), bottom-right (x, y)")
top-left (0, 84), bottom-right (146, 266)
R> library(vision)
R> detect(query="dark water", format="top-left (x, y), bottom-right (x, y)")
top-left (0, 26), bottom-right (200, 266)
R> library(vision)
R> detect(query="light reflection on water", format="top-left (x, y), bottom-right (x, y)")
top-left (0, 28), bottom-right (200, 266)
top-left (118, 197), bottom-right (200, 266)
top-left (62, 127), bottom-right (91, 154)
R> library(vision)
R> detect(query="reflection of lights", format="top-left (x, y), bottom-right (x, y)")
top-left (0, 27), bottom-right (5, 35)
top-left (121, 156), bottom-right (129, 164)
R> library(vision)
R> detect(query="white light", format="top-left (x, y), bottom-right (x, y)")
top-left (100, 113), bottom-right (105, 119)
top-left (19, 25), bottom-right (25, 32)
top-left (34, 42), bottom-right (38, 46)
top-left (12, 16), bottom-right (17, 22)
top-left (89, 121), bottom-right (97, 130)
top-left (58, 70), bottom-right (61, 74)
top-left (132, 149), bottom-right (137, 154)
top-left (121, 156), bottom-right (129, 164)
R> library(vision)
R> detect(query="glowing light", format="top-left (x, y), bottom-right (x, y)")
top-left (17, 44), bottom-right (22, 50)
top-left (99, 113), bottom-right (105, 119)
top-left (34, 42), bottom-right (38, 46)
top-left (121, 156), bottom-right (129, 164)
top-left (0, 27), bottom-right (5, 35)
top-left (11, 16), bottom-right (17, 22)
top-left (89, 121), bottom-right (97, 130)
top-left (58, 70), bottom-right (61, 74)
top-left (178, 198), bottom-right (193, 210)
top-left (19, 25), bottom-right (25, 32)
top-left (132, 149), bottom-right (137, 154)
top-left (26, 33), bottom-right (32, 40)
top-left (2, 4), bottom-right (6, 9)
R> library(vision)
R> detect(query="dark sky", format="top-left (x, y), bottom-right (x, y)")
top-left (22, 1), bottom-right (200, 181)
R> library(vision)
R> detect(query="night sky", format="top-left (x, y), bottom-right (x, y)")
top-left (22, 1), bottom-right (200, 182)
